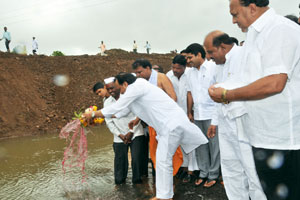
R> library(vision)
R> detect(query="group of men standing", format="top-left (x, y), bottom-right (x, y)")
top-left (83, 0), bottom-right (300, 199)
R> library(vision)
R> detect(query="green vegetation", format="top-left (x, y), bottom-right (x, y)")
top-left (51, 51), bottom-right (65, 56)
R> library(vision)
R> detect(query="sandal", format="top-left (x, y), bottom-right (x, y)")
top-left (203, 179), bottom-right (217, 188)
top-left (194, 177), bottom-right (207, 187)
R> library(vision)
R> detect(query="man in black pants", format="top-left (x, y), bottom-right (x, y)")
top-left (103, 77), bottom-right (145, 184)
top-left (0, 27), bottom-right (11, 52)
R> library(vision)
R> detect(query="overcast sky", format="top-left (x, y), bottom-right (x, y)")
top-left (0, 0), bottom-right (299, 55)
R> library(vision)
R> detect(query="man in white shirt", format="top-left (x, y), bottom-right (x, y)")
top-left (32, 37), bottom-right (38, 55)
top-left (93, 82), bottom-right (110, 102)
top-left (208, 33), bottom-right (266, 200)
top-left (99, 41), bottom-right (106, 56)
top-left (132, 59), bottom-right (183, 180)
top-left (0, 27), bottom-right (11, 52)
top-left (103, 77), bottom-right (145, 185)
top-left (185, 43), bottom-right (220, 188)
top-left (133, 40), bottom-right (138, 53)
top-left (145, 41), bottom-right (151, 54)
top-left (167, 55), bottom-right (198, 183)
top-left (209, 0), bottom-right (300, 199)
top-left (82, 73), bottom-right (208, 200)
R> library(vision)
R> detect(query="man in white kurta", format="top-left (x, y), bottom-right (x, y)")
top-left (185, 43), bottom-right (220, 187)
top-left (209, 33), bottom-right (266, 200)
top-left (104, 77), bottom-right (145, 184)
top-left (167, 55), bottom-right (198, 181)
top-left (209, 1), bottom-right (300, 199)
top-left (84, 74), bottom-right (208, 199)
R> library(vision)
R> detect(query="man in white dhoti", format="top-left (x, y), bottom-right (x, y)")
top-left (209, 0), bottom-right (300, 199)
top-left (83, 73), bottom-right (208, 200)
top-left (208, 32), bottom-right (266, 200)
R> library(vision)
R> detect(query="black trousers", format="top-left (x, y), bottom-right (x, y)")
top-left (5, 39), bottom-right (10, 51)
top-left (252, 147), bottom-right (300, 200)
top-left (113, 135), bottom-right (145, 184)
top-left (141, 133), bottom-right (149, 176)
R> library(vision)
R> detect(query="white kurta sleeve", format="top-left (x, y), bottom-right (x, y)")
top-left (261, 25), bottom-right (300, 79)
top-left (114, 108), bottom-right (131, 118)
top-left (105, 118), bottom-right (123, 137)
top-left (211, 104), bottom-right (219, 126)
top-left (101, 81), bottom-right (144, 117)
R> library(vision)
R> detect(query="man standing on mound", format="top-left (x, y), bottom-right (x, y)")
top-left (82, 73), bottom-right (208, 200)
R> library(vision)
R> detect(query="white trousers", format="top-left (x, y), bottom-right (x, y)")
top-left (156, 130), bottom-right (181, 199)
top-left (219, 117), bottom-right (266, 200)
top-left (236, 118), bottom-right (267, 200)
top-left (181, 148), bottom-right (198, 171)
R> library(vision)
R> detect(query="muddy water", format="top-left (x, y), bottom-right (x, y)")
top-left (0, 126), bottom-right (155, 200)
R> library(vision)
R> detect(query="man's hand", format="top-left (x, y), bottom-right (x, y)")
top-left (188, 112), bottom-right (194, 122)
top-left (119, 134), bottom-right (126, 143)
top-left (124, 132), bottom-right (133, 144)
top-left (208, 85), bottom-right (225, 103)
top-left (81, 111), bottom-right (93, 125)
top-left (128, 117), bottom-right (140, 129)
top-left (207, 125), bottom-right (217, 138)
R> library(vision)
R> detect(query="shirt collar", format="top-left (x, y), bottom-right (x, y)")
top-left (225, 44), bottom-right (238, 61)
top-left (200, 59), bottom-right (209, 70)
top-left (250, 8), bottom-right (275, 33)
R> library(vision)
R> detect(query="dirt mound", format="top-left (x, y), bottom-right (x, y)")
top-left (0, 50), bottom-right (176, 139)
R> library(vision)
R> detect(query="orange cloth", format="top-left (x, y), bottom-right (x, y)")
top-left (148, 126), bottom-right (183, 176)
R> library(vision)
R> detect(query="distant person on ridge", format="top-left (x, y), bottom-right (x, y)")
top-left (133, 40), bottom-right (138, 53)
top-left (32, 37), bottom-right (38, 55)
top-left (99, 41), bottom-right (107, 56)
top-left (144, 41), bottom-right (151, 54)
top-left (0, 27), bottom-right (11, 52)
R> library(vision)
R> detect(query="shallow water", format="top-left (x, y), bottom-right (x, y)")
top-left (0, 126), bottom-right (155, 200)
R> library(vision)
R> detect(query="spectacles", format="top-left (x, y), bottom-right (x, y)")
top-left (153, 68), bottom-right (159, 70)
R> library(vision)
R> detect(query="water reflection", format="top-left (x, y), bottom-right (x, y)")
top-left (0, 126), bottom-right (155, 200)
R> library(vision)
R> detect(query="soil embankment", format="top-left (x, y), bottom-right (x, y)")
top-left (0, 49), bottom-right (175, 139)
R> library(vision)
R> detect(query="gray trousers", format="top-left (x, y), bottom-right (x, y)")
top-left (194, 119), bottom-right (220, 180)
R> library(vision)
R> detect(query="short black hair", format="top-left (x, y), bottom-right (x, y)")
top-left (115, 73), bottom-right (137, 85)
top-left (239, 0), bottom-right (269, 7)
top-left (185, 43), bottom-right (206, 59)
top-left (93, 82), bottom-right (104, 92)
top-left (180, 49), bottom-right (187, 54)
top-left (172, 55), bottom-right (187, 66)
top-left (132, 59), bottom-right (152, 70)
top-left (285, 15), bottom-right (299, 25)
top-left (153, 65), bottom-right (164, 73)
top-left (213, 34), bottom-right (239, 47)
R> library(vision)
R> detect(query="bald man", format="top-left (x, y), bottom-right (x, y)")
top-left (203, 30), bottom-right (224, 61)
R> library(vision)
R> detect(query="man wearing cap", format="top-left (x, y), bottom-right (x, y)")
top-left (103, 77), bottom-right (146, 185)
top-left (82, 73), bottom-right (208, 200)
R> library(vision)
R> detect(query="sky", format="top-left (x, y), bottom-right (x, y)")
top-left (0, 0), bottom-right (299, 55)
